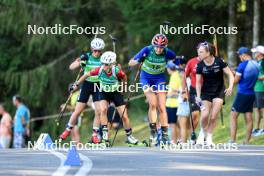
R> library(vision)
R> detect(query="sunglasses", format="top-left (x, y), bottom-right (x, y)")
top-left (103, 63), bottom-right (112, 66)
top-left (154, 46), bottom-right (165, 49)
top-left (197, 41), bottom-right (209, 49)
top-left (93, 50), bottom-right (102, 53)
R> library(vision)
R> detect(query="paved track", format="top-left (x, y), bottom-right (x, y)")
top-left (0, 145), bottom-right (263, 176)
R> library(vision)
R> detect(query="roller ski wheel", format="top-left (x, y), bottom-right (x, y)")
top-left (86, 139), bottom-right (110, 148)
top-left (126, 140), bottom-right (148, 147)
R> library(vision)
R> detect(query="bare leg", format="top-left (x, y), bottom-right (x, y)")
top-left (157, 92), bottom-right (168, 127)
top-left (179, 117), bottom-right (188, 143)
top-left (200, 101), bottom-right (212, 132)
top-left (144, 91), bottom-right (158, 123)
top-left (244, 112), bottom-right (253, 144)
top-left (230, 111), bottom-right (239, 141)
top-left (116, 105), bottom-right (131, 129)
top-left (254, 108), bottom-right (260, 129)
top-left (192, 111), bottom-right (200, 130)
top-left (68, 102), bottom-right (86, 126)
top-left (207, 98), bottom-right (223, 134)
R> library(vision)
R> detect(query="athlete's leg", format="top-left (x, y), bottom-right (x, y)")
top-left (157, 92), bottom-right (170, 142)
top-left (200, 100), bottom-right (212, 132)
top-left (100, 100), bottom-right (109, 141)
top-left (157, 92), bottom-right (168, 127)
top-left (207, 98), bottom-right (224, 134)
top-left (145, 90), bottom-right (158, 124)
top-left (116, 105), bottom-right (131, 129)
top-left (196, 100), bottom-right (211, 144)
top-left (60, 102), bottom-right (86, 140)
top-left (91, 101), bottom-right (102, 143)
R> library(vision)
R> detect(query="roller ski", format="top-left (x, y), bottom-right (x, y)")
top-left (149, 134), bottom-right (158, 147)
top-left (86, 136), bottom-right (111, 148)
top-left (125, 135), bottom-right (147, 147)
top-left (127, 140), bottom-right (149, 147)
top-left (59, 125), bottom-right (72, 142)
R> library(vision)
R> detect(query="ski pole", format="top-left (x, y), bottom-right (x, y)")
top-left (213, 34), bottom-right (225, 128)
top-left (111, 63), bottom-right (143, 147)
top-left (109, 34), bottom-right (117, 53)
top-left (183, 71), bottom-right (197, 141)
top-left (55, 69), bottom-right (82, 126)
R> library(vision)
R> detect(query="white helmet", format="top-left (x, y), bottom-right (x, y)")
top-left (90, 38), bottom-right (105, 50)
top-left (100, 51), bottom-right (116, 64)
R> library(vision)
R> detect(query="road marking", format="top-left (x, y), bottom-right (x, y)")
top-left (50, 151), bottom-right (71, 176)
top-left (74, 152), bottom-right (93, 176)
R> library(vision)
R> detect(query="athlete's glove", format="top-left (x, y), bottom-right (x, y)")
top-left (80, 54), bottom-right (88, 68)
top-left (69, 82), bottom-right (79, 92)
top-left (138, 53), bottom-right (147, 63)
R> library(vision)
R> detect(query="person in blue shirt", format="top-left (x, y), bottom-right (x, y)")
top-left (12, 95), bottom-right (30, 148)
top-left (229, 47), bottom-right (259, 144)
top-left (128, 34), bottom-right (180, 146)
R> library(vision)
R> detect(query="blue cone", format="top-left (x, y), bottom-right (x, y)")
top-left (43, 134), bottom-right (54, 149)
top-left (64, 146), bottom-right (81, 166)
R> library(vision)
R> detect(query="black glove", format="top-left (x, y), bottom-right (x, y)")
top-left (80, 54), bottom-right (88, 68)
top-left (69, 83), bottom-right (79, 92)
top-left (80, 54), bottom-right (88, 61)
top-left (138, 53), bottom-right (147, 63)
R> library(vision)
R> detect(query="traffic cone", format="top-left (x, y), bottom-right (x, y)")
top-left (64, 146), bottom-right (81, 166)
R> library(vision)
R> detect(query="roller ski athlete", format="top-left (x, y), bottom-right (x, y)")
top-left (71, 51), bottom-right (140, 146)
top-left (59, 38), bottom-right (105, 144)
top-left (129, 34), bottom-right (181, 147)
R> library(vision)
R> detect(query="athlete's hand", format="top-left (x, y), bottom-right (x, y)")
top-left (69, 82), bottom-right (79, 93)
top-left (79, 54), bottom-right (88, 68)
top-left (224, 87), bottom-right (233, 96)
top-left (80, 53), bottom-right (88, 61)
top-left (195, 96), bottom-right (202, 105)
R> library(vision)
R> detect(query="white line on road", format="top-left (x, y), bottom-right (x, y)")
top-left (74, 152), bottom-right (93, 176)
top-left (50, 151), bottom-right (71, 176)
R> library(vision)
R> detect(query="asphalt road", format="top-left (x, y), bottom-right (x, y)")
top-left (0, 145), bottom-right (263, 176)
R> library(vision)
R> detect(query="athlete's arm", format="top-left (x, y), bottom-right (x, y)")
top-left (76, 72), bottom-right (91, 86)
top-left (69, 58), bottom-right (81, 70)
top-left (128, 59), bottom-right (138, 67)
top-left (223, 66), bottom-right (234, 96)
top-left (117, 69), bottom-right (127, 82)
top-left (129, 46), bottom-right (149, 67)
top-left (196, 74), bottom-right (202, 98)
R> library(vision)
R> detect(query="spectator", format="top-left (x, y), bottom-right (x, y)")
top-left (183, 55), bottom-right (202, 131)
top-left (230, 47), bottom-right (259, 144)
top-left (0, 103), bottom-right (12, 148)
top-left (12, 95), bottom-right (30, 148)
top-left (166, 60), bottom-right (182, 144)
top-left (251, 45), bottom-right (264, 136)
